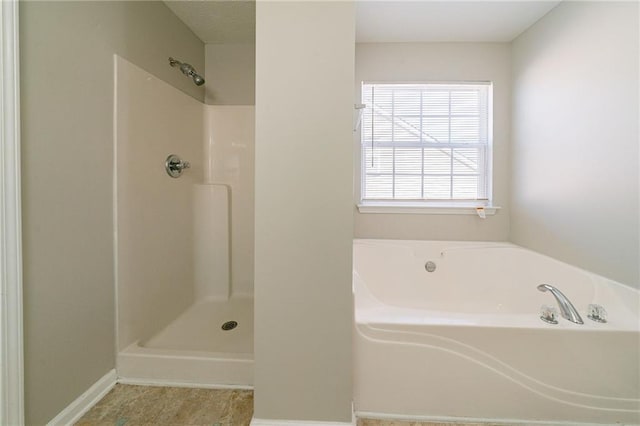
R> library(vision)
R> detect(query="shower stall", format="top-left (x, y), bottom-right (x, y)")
top-left (114, 56), bottom-right (255, 387)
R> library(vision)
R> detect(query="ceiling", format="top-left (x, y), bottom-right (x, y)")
top-left (356, 1), bottom-right (561, 42)
top-left (164, 0), bottom-right (256, 44)
top-left (164, 1), bottom-right (560, 44)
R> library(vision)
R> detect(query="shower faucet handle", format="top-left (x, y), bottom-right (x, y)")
top-left (165, 154), bottom-right (190, 178)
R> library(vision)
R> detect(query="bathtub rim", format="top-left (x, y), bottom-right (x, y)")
top-left (353, 238), bottom-right (640, 331)
top-left (354, 237), bottom-right (639, 294)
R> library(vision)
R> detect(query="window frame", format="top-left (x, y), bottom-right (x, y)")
top-left (357, 80), bottom-right (498, 215)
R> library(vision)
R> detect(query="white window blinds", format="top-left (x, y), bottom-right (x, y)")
top-left (361, 83), bottom-right (491, 202)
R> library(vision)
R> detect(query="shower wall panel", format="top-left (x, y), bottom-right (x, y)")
top-left (193, 183), bottom-right (230, 300)
top-left (204, 106), bottom-right (255, 297)
top-left (115, 56), bottom-right (204, 350)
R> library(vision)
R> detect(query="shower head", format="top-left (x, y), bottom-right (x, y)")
top-left (169, 57), bottom-right (205, 86)
top-left (192, 74), bottom-right (205, 86)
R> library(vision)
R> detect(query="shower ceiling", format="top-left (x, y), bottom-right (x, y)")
top-left (164, 0), bottom-right (560, 44)
top-left (164, 0), bottom-right (256, 43)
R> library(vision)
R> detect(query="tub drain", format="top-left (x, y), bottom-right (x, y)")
top-left (221, 321), bottom-right (238, 331)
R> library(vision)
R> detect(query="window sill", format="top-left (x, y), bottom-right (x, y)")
top-left (357, 202), bottom-right (500, 216)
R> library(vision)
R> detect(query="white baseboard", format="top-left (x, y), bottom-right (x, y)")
top-left (117, 376), bottom-right (253, 390)
top-left (251, 417), bottom-right (355, 426)
top-left (355, 410), bottom-right (611, 426)
top-left (47, 370), bottom-right (355, 426)
top-left (46, 369), bottom-right (117, 426)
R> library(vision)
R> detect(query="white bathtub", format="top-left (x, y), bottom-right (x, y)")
top-left (353, 239), bottom-right (640, 425)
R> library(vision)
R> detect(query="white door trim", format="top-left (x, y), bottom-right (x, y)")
top-left (0, 0), bottom-right (25, 424)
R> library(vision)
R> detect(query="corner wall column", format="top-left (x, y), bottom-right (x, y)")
top-left (254, 1), bottom-right (355, 422)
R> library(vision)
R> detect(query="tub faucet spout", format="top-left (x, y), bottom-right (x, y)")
top-left (537, 284), bottom-right (584, 324)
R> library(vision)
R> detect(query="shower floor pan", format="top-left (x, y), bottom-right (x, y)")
top-left (118, 296), bottom-right (254, 388)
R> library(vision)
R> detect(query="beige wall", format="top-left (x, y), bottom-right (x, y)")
top-left (115, 56), bottom-right (203, 351)
top-left (205, 43), bottom-right (255, 105)
top-left (254, 1), bottom-right (354, 422)
top-left (20, 2), bottom-right (204, 424)
top-left (354, 43), bottom-right (511, 241)
top-left (511, 1), bottom-right (639, 287)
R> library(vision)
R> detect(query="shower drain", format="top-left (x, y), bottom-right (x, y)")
top-left (221, 321), bottom-right (238, 331)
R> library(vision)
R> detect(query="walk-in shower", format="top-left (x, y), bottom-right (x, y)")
top-left (114, 55), bottom-right (254, 387)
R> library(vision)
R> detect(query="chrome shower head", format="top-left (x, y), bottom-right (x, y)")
top-left (169, 57), bottom-right (205, 86)
top-left (192, 73), bottom-right (205, 86)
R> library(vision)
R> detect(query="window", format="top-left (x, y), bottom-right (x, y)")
top-left (359, 82), bottom-right (493, 213)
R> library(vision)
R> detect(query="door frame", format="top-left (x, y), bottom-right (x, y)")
top-left (0, 0), bottom-right (25, 424)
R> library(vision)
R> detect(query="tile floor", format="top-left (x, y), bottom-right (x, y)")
top-left (75, 384), bottom-right (252, 426)
top-left (76, 384), bottom-right (520, 426)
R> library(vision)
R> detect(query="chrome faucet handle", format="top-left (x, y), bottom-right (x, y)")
top-left (540, 305), bottom-right (558, 324)
top-left (176, 160), bottom-right (190, 170)
top-left (165, 154), bottom-right (190, 178)
top-left (587, 304), bottom-right (607, 323)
